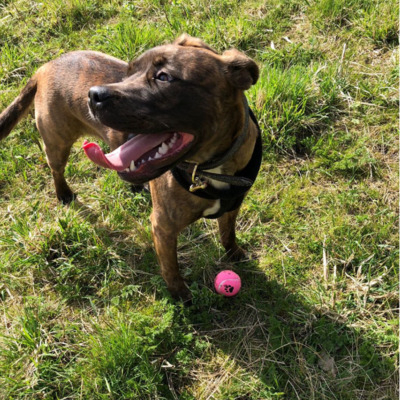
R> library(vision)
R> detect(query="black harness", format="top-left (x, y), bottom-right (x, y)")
top-left (171, 100), bottom-right (262, 219)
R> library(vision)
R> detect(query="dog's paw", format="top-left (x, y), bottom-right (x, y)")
top-left (226, 246), bottom-right (247, 262)
top-left (169, 283), bottom-right (192, 304)
top-left (58, 191), bottom-right (77, 205)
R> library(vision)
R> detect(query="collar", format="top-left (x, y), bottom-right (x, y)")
top-left (176, 95), bottom-right (252, 191)
top-left (171, 100), bottom-right (262, 203)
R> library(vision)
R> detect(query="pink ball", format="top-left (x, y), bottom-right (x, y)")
top-left (214, 270), bottom-right (241, 297)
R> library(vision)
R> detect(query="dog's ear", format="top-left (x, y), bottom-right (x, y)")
top-left (173, 34), bottom-right (217, 53)
top-left (221, 49), bottom-right (259, 90)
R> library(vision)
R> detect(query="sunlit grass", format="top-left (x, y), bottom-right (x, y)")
top-left (0, 0), bottom-right (398, 398)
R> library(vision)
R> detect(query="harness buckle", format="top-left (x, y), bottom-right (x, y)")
top-left (189, 163), bottom-right (208, 192)
top-left (189, 177), bottom-right (208, 192)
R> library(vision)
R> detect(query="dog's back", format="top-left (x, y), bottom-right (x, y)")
top-left (0, 51), bottom-right (130, 202)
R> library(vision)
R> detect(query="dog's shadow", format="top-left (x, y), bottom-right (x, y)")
top-left (175, 254), bottom-right (397, 398)
top-left (37, 201), bottom-right (396, 398)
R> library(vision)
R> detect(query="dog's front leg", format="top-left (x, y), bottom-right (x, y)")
top-left (150, 213), bottom-right (191, 301)
top-left (218, 208), bottom-right (246, 261)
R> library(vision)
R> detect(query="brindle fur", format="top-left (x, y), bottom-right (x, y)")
top-left (0, 35), bottom-right (259, 300)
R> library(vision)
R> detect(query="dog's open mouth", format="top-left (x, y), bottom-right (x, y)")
top-left (82, 132), bottom-right (194, 183)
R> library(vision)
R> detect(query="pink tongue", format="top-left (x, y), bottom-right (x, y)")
top-left (82, 133), bottom-right (172, 172)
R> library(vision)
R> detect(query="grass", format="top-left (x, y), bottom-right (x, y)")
top-left (0, 0), bottom-right (398, 399)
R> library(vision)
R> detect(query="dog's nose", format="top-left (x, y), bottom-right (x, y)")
top-left (88, 86), bottom-right (111, 107)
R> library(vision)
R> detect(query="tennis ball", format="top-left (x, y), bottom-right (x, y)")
top-left (214, 270), bottom-right (241, 297)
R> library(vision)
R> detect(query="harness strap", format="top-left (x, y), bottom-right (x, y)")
top-left (193, 170), bottom-right (254, 187)
top-left (171, 103), bottom-right (262, 219)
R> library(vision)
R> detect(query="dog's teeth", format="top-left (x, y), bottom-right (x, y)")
top-left (155, 152), bottom-right (161, 159)
top-left (125, 168), bottom-right (130, 172)
top-left (130, 160), bottom-right (136, 171)
top-left (159, 142), bottom-right (168, 155)
top-left (148, 156), bottom-right (153, 161)
top-left (172, 133), bottom-right (179, 145)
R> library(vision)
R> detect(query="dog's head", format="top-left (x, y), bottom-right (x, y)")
top-left (86, 35), bottom-right (259, 184)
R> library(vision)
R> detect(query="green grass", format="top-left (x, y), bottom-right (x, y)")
top-left (0, 0), bottom-right (398, 399)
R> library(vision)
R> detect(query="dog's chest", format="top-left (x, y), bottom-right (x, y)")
top-left (203, 199), bottom-right (221, 217)
top-left (201, 167), bottom-right (229, 217)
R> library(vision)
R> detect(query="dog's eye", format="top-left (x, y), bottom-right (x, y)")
top-left (155, 72), bottom-right (174, 82)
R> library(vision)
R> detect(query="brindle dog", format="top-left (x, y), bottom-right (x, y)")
top-left (0, 35), bottom-right (260, 300)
